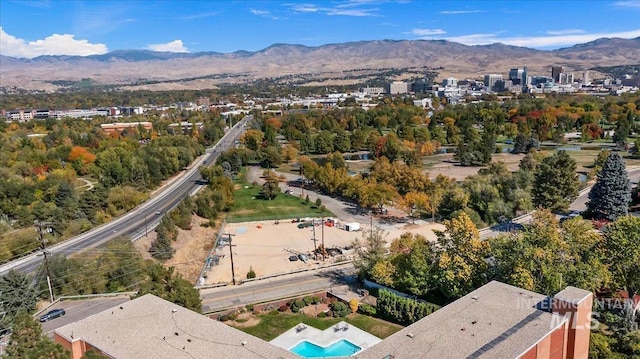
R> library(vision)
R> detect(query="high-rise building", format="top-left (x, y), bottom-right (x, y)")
top-left (582, 71), bottom-right (590, 86)
top-left (442, 77), bottom-right (457, 87)
top-left (552, 66), bottom-right (564, 82)
top-left (509, 68), bottom-right (524, 85)
top-left (484, 74), bottom-right (503, 91)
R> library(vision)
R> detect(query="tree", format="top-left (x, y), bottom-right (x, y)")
top-left (353, 227), bottom-right (388, 279)
top-left (135, 264), bottom-right (202, 313)
top-left (0, 270), bottom-right (37, 328)
top-left (532, 150), bottom-right (579, 212)
top-left (150, 216), bottom-right (177, 261)
top-left (4, 310), bottom-right (68, 358)
top-left (586, 152), bottom-right (631, 221)
top-left (259, 174), bottom-right (280, 200)
top-left (432, 212), bottom-right (489, 299)
top-left (400, 192), bottom-right (430, 223)
top-left (601, 216), bottom-right (640, 299)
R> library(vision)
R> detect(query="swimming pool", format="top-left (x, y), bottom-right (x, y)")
top-left (290, 339), bottom-right (361, 358)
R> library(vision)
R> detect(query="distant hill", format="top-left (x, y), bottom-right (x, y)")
top-left (1, 37), bottom-right (639, 91)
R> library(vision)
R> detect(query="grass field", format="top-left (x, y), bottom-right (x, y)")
top-left (229, 183), bottom-right (333, 222)
top-left (230, 312), bottom-right (403, 341)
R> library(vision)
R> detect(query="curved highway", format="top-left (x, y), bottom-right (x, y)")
top-left (0, 115), bottom-right (252, 276)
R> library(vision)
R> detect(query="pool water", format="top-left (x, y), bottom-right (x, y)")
top-left (290, 339), bottom-right (361, 358)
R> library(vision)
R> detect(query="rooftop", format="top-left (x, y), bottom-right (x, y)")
top-left (55, 294), bottom-right (296, 359)
top-left (362, 281), bottom-right (565, 359)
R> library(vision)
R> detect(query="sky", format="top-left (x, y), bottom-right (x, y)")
top-left (1, 0), bottom-right (639, 58)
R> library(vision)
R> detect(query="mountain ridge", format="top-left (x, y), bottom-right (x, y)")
top-left (1, 37), bottom-right (638, 91)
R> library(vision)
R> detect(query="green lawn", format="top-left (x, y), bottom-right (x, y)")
top-left (229, 183), bottom-right (333, 222)
top-left (230, 312), bottom-right (403, 341)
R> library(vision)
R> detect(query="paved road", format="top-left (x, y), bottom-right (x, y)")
top-left (200, 263), bottom-right (356, 313)
top-left (39, 296), bottom-right (131, 336)
top-left (480, 167), bottom-right (640, 239)
top-left (0, 116), bottom-right (253, 276)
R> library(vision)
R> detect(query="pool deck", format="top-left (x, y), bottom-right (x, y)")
top-left (270, 321), bottom-right (382, 356)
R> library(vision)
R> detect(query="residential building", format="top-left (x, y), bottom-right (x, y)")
top-left (55, 281), bottom-right (593, 359)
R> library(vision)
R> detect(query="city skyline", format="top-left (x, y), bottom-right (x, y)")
top-left (0, 0), bottom-right (639, 58)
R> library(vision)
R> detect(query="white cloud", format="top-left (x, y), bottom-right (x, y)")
top-left (614, 1), bottom-right (640, 8)
top-left (439, 10), bottom-right (484, 14)
top-left (414, 29), bottom-right (640, 49)
top-left (546, 29), bottom-right (585, 36)
top-left (326, 8), bottom-right (379, 16)
top-left (147, 40), bottom-right (189, 53)
top-left (0, 27), bottom-right (108, 58)
top-left (285, 2), bottom-right (380, 16)
top-left (250, 9), bottom-right (283, 19)
top-left (409, 28), bottom-right (447, 36)
top-left (180, 11), bottom-right (219, 20)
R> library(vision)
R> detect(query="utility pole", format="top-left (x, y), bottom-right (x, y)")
top-left (321, 217), bottom-right (325, 261)
top-left (35, 220), bottom-right (54, 303)
top-left (311, 219), bottom-right (317, 259)
top-left (224, 233), bottom-right (237, 285)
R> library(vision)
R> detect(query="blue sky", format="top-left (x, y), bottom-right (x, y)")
top-left (1, 0), bottom-right (639, 58)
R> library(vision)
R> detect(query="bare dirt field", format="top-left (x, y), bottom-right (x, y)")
top-left (134, 216), bottom-right (219, 283)
top-left (203, 219), bottom-right (445, 285)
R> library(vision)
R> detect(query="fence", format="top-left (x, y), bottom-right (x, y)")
top-left (196, 219), bottom-right (227, 286)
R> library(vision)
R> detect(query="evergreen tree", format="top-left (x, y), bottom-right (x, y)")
top-left (4, 310), bottom-right (68, 358)
top-left (0, 270), bottom-right (37, 328)
top-left (532, 150), bottom-right (579, 212)
top-left (135, 264), bottom-right (202, 313)
top-left (586, 152), bottom-right (631, 221)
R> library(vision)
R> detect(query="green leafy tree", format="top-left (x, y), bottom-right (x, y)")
top-left (353, 227), bottom-right (388, 280)
top-left (601, 216), bottom-right (640, 299)
top-left (432, 212), bottom-right (489, 299)
top-left (135, 264), bottom-right (202, 313)
top-left (532, 150), bottom-right (579, 212)
top-left (259, 174), bottom-right (280, 200)
top-left (586, 152), bottom-right (631, 221)
top-left (4, 310), bottom-right (69, 358)
top-left (0, 270), bottom-right (37, 328)
top-left (150, 216), bottom-right (177, 261)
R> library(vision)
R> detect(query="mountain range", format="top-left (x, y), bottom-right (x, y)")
top-left (1, 37), bottom-right (639, 92)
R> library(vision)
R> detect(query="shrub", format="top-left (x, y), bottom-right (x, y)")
top-left (357, 304), bottom-right (377, 316)
top-left (246, 266), bottom-right (256, 279)
top-left (320, 205), bottom-right (326, 212)
top-left (303, 296), bottom-right (313, 305)
top-left (278, 305), bottom-right (288, 312)
top-left (245, 304), bottom-right (254, 311)
top-left (268, 310), bottom-right (279, 316)
top-left (326, 310), bottom-right (333, 317)
top-left (331, 302), bottom-right (350, 317)
top-left (315, 198), bottom-right (322, 207)
top-left (219, 314), bottom-right (230, 322)
top-left (317, 312), bottom-right (326, 318)
top-left (292, 305), bottom-right (300, 313)
top-left (311, 296), bottom-right (321, 304)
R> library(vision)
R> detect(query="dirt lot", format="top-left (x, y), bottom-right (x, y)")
top-left (134, 216), bottom-right (219, 283)
top-left (203, 219), bottom-right (445, 285)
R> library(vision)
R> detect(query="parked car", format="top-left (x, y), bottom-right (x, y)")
top-left (39, 309), bottom-right (66, 322)
top-left (288, 255), bottom-right (299, 261)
